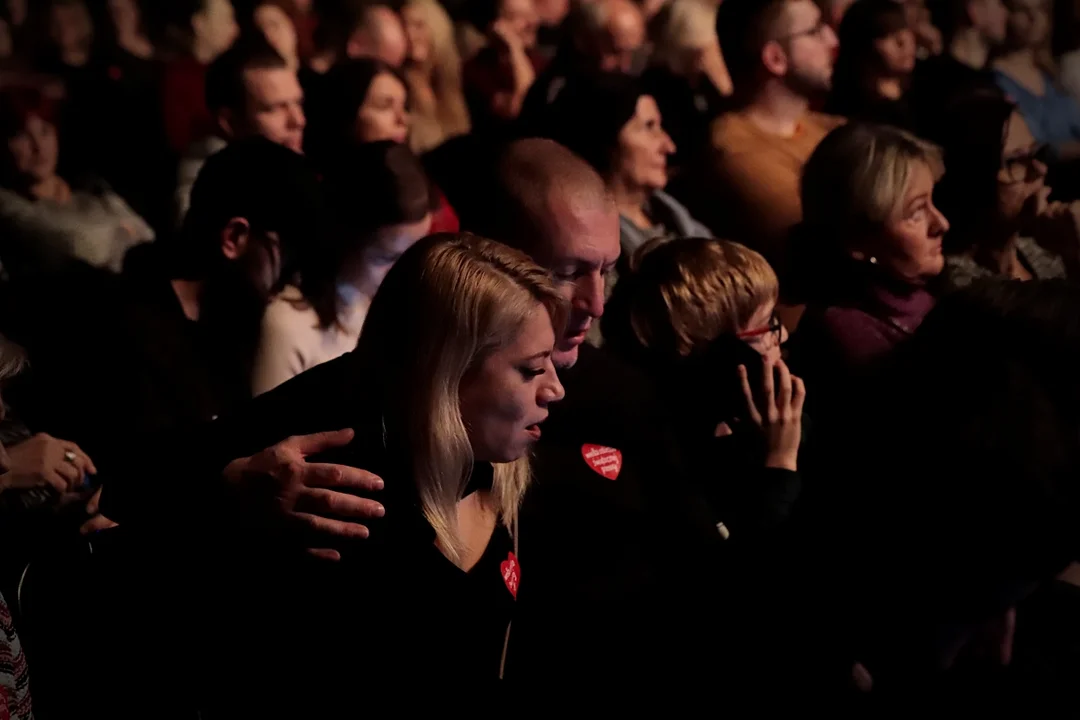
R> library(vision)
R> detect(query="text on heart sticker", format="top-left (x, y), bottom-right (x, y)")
top-left (581, 444), bottom-right (623, 480)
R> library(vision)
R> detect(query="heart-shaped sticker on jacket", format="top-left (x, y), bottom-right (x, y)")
top-left (501, 552), bottom-right (520, 598)
top-left (581, 444), bottom-right (622, 480)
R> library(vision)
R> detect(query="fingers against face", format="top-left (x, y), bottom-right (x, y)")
top-left (775, 359), bottom-right (794, 419)
top-left (761, 357), bottom-right (778, 423)
top-left (737, 365), bottom-right (763, 426)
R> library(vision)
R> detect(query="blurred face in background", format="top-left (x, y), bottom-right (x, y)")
top-left (239, 67), bottom-right (306, 152)
top-left (8, 113), bottom-right (60, 185)
top-left (612, 95), bottom-right (675, 193)
top-left (875, 26), bottom-right (917, 75)
top-left (597, 0), bottom-right (645, 72)
top-left (255, 3), bottom-right (299, 67)
top-left (774, 0), bottom-right (839, 95)
top-left (998, 110), bottom-right (1048, 230)
top-left (193, 0), bottom-right (240, 61)
top-left (1004, 0), bottom-right (1049, 50)
top-left (970, 0), bottom-right (1008, 44)
top-left (356, 71), bottom-right (410, 144)
top-left (49, 1), bottom-right (93, 59)
top-left (498, 0), bottom-right (540, 49)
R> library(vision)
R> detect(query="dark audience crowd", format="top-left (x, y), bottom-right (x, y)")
top-left (0, 0), bottom-right (1079, 715)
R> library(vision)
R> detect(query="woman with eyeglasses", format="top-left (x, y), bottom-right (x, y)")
top-left (936, 92), bottom-right (1076, 286)
top-left (602, 236), bottom-right (805, 540)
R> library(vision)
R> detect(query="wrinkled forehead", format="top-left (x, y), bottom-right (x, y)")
top-left (537, 189), bottom-right (620, 268)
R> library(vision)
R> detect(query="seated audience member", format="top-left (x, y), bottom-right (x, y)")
top-left (99, 140), bottom-right (738, 694)
top-left (304, 57), bottom-right (408, 166)
top-left (826, 0), bottom-right (918, 130)
top-left (309, 0), bottom-right (407, 73)
top-left (37, 0), bottom-right (99, 176)
top-left (531, 0), bottom-right (571, 58)
top-left (208, 234), bottom-right (566, 708)
top-left (245, 0), bottom-right (310, 71)
top-left (71, 139), bottom-right (326, 457)
top-left (603, 237), bottom-right (804, 538)
top-left (306, 57), bottom-right (459, 232)
top-left (517, 0), bottom-right (646, 130)
top-left (817, 279), bottom-right (1080, 699)
top-left (402, 0), bottom-right (471, 153)
top-left (95, 0), bottom-right (170, 228)
top-left (545, 73), bottom-right (709, 260)
top-left (175, 36), bottom-right (306, 223)
top-left (462, 0), bottom-right (543, 131)
top-left (160, 0), bottom-right (239, 155)
top-left (252, 141), bottom-right (432, 394)
top-left (790, 123), bottom-right (948, 405)
top-left (910, 0), bottom-right (1006, 141)
top-left (992, 0), bottom-right (1080, 163)
top-left (0, 87), bottom-right (153, 280)
top-left (641, 0), bottom-right (731, 172)
top-left (684, 0), bottom-right (840, 281)
top-left (0, 343), bottom-right (32, 720)
top-left (937, 93), bottom-right (1074, 286)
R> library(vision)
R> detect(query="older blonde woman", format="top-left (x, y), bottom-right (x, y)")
top-left (402, 0), bottom-right (471, 153)
top-left (791, 123), bottom-right (950, 408)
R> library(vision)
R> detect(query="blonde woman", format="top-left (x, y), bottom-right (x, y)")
top-left (402, 0), bottom-right (471, 153)
top-left (216, 233), bottom-right (566, 705)
top-left (791, 123), bottom-right (949, 407)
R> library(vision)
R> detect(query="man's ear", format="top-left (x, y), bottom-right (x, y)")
top-left (761, 40), bottom-right (789, 77)
top-left (215, 108), bottom-right (236, 139)
top-left (220, 217), bottom-right (252, 260)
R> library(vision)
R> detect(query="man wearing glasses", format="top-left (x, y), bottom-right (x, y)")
top-left (683, 0), bottom-right (841, 326)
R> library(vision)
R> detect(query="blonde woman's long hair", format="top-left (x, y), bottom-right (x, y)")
top-left (404, 0), bottom-right (472, 153)
top-left (354, 233), bottom-right (567, 560)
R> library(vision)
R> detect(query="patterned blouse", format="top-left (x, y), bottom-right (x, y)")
top-left (945, 237), bottom-right (1067, 289)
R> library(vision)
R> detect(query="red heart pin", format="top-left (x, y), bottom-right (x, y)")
top-left (500, 552), bottom-right (520, 598)
top-left (581, 444), bottom-right (622, 480)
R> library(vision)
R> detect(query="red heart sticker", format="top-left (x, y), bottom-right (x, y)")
top-left (500, 552), bottom-right (520, 598)
top-left (581, 444), bottom-right (622, 480)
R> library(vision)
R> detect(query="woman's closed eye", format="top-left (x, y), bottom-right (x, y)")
top-left (519, 366), bottom-right (546, 379)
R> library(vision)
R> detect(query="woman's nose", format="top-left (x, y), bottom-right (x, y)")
top-left (542, 371), bottom-right (566, 405)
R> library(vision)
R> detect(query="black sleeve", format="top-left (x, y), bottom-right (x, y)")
top-left (98, 352), bottom-right (363, 526)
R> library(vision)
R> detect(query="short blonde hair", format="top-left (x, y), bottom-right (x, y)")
top-left (355, 233), bottom-right (567, 561)
top-left (616, 237), bottom-right (779, 359)
top-left (801, 123), bottom-right (943, 249)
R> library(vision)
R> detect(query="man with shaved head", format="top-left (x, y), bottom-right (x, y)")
top-left (97, 139), bottom-right (726, 701)
top-left (518, 0), bottom-right (647, 129)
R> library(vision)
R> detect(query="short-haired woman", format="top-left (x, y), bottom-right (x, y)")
top-left (790, 123), bottom-right (949, 407)
top-left (214, 234), bottom-right (566, 707)
top-left (251, 141), bottom-right (434, 394)
top-left (603, 236), bottom-right (805, 538)
top-left (936, 92), bottom-right (1074, 286)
